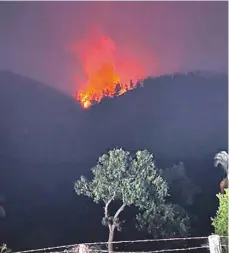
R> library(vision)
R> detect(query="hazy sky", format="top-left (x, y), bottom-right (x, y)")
top-left (0, 1), bottom-right (227, 94)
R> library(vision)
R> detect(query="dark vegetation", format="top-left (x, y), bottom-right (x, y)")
top-left (74, 148), bottom-right (192, 253)
top-left (0, 70), bottom-right (228, 251)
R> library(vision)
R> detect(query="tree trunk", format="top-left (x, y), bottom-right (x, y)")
top-left (108, 225), bottom-right (115, 253)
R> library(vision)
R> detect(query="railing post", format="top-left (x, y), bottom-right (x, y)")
top-left (208, 235), bottom-right (222, 253)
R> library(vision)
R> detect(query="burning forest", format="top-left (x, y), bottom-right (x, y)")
top-left (72, 29), bottom-right (146, 108)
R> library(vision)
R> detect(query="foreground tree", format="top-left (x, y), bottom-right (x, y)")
top-left (211, 189), bottom-right (228, 252)
top-left (211, 189), bottom-right (228, 235)
top-left (74, 148), bottom-right (190, 252)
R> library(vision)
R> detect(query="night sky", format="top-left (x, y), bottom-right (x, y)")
top-left (0, 1), bottom-right (227, 94)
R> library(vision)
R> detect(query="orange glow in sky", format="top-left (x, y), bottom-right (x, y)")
top-left (72, 29), bottom-right (146, 108)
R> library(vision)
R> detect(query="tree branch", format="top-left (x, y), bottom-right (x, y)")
top-left (104, 193), bottom-right (115, 218)
top-left (114, 203), bottom-right (126, 220)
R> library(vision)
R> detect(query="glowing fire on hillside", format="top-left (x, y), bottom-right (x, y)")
top-left (73, 30), bottom-right (145, 108)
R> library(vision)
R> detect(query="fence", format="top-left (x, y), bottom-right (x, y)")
top-left (13, 235), bottom-right (228, 253)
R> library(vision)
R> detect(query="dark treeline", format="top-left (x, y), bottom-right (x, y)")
top-left (0, 70), bottom-right (227, 250)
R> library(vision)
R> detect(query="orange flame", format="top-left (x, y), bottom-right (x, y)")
top-left (73, 30), bottom-right (144, 108)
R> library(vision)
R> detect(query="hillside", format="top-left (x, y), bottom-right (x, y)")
top-left (0, 70), bottom-right (87, 162)
top-left (0, 70), bottom-right (228, 250)
top-left (84, 71), bottom-right (228, 161)
top-left (0, 70), bottom-right (227, 163)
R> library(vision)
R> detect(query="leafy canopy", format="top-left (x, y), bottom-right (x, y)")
top-left (74, 148), bottom-right (168, 209)
top-left (211, 189), bottom-right (228, 236)
top-left (75, 148), bottom-right (191, 238)
top-left (136, 203), bottom-right (190, 238)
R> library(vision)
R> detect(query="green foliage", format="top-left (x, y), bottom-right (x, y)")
top-left (211, 189), bottom-right (228, 236)
top-left (159, 162), bottom-right (200, 206)
top-left (136, 203), bottom-right (190, 238)
top-left (75, 148), bottom-right (168, 209)
top-left (74, 148), bottom-right (190, 239)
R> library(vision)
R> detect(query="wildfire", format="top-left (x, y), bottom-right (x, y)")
top-left (73, 30), bottom-right (145, 109)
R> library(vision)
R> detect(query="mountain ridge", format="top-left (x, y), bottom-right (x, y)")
top-left (0, 70), bottom-right (227, 162)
